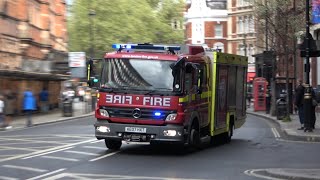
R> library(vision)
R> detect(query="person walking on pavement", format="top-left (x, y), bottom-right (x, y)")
top-left (39, 88), bottom-right (49, 113)
top-left (3, 90), bottom-right (15, 129)
top-left (23, 88), bottom-right (36, 127)
top-left (311, 88), bottom-right (317, 130)
top-left (295, 79), bottom-right (305, 130)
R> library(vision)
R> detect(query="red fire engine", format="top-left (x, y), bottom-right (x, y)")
top-left (87, 43), bottom-right (248, 150)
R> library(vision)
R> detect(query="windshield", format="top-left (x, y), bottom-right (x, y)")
top-left (100, 58), bottom-right (174, 91)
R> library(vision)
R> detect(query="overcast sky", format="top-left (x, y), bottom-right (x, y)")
top-left (66, 0), bottom-right (73, 5)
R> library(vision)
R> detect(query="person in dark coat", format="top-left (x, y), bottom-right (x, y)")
top-left (311, 88), bottom-right (317, 129)
top-left (23, 88), bottom-right (36, 127)
top-left (39, 88), bottom-right (49, 113)
top-left (295, 79), bottom-right (305, 130)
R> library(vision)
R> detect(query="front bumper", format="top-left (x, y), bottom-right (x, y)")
top-left (94, 120), bottom-right (185, 144)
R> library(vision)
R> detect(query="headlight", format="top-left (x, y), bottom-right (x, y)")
top-left (165, 113), bottom-right (177, 121)
top-left (99, 109), bottom-right (109, 117)
top-left (97, 126), bottom-right (110, 133)
top-left (163, 130), bottom-right (177, 136)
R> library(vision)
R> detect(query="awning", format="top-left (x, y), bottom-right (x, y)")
top-left (247, 72), bottom-right (256, 82)
top-left (0, 69), bottom-right (70, 81)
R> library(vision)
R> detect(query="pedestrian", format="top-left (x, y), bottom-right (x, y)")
top-left (247, 93), bottom-right (252, 108)
top-left (3, 90), bottom-right (15, 129)
top-left (311, 88), bottom-right (317, 130)
top-left (23, 88), bottom-right (36, 127)
top-left (294, 79), bottom-right (305, 130)
top-left (0, 95), bottom-right (5, 128)
top-left (39, 88), bottom-right (49, 113)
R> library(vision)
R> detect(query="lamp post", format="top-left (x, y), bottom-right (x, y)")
top-left (89, 10), bottom-right (96, 58)
top-left (88, 9), bottom-right (96, 112)
top-left (304, 0), bottom-right (313, 132)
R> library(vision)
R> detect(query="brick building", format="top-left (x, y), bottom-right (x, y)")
top-left (0, 0), bottom-right (69, 113)
top-left (227, 0), bottom-right (257, 82)
top-left (184, 0), bottom-right (228, 52)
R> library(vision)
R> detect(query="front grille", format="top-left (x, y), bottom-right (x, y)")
top-left (100, 106), bottom-right (175, 120)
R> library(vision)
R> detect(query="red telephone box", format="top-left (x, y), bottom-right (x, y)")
top-left (253, 77), bottom-right (267, 111)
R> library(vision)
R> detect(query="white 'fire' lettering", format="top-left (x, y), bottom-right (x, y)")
top-left (163, 98), bottom-right (170, 106)
top-left (105, 95), bottom-right (132, 104)
top-left (143, 97), bottom-right (171, 107)
top-left (154, 97), bottom-right (162, 106)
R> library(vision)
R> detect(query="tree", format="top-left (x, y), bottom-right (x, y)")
top-left (253, 0), bottom-right (305, 116)
top-left (67, 0), bottom-right (185, 57)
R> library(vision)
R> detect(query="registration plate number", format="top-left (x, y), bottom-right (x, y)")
top-left (125, 127), bottom-right (146, 133)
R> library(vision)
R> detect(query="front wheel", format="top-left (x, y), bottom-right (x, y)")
top-left (105, 139), bottom-right (122, 150)
top-left (189, 124), bottom-right (201, 148)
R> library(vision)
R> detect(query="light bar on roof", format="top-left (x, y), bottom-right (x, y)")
top-left (112, 44), bottom-right (180, 51)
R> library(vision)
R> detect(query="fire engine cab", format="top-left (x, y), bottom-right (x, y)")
top-left (87, 43), bottom-right (248, 150)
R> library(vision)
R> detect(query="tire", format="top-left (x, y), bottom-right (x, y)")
top-left (105, 139), bottom-right (122, 150)
top-left (189, 123), bottom-right (201, 148)
top-left (222, 123), bottom-right (234, 143)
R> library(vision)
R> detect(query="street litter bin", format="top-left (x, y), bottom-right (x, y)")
top-left (62, 99), bottom-right (73, 117)
top-left (276, 98), bottom-right (287, 120)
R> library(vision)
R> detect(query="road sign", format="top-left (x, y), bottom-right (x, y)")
top-left (69, 52), bottom-right (86, 67)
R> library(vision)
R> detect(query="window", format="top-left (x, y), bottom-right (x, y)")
top-left (238, 17), bottom-right (243, 33)
top-left (244, 16), bottom-right (249, 33)
top-left (249, 16), bottom-right (255, 33)
top-left (215, 24), bottom-right (223, 38)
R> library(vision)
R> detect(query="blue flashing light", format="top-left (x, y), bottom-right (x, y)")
top-left (112, 44), bottom-right (180, 51)
top-left (154, 112), bottom-right (162, 117)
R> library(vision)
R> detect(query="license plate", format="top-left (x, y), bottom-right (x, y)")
top-left (125, 127), bottom-right (146, 133)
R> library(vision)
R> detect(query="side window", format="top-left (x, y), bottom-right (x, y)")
top-left (185, 64), bottom-right (193, 93)
top-left (199, 64), bottom-right (207, 89)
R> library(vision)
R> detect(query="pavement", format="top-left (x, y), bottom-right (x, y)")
top-left (0, 100), bottom-right (94, 130)
top-left (0, 101), bottom-right (320, 179)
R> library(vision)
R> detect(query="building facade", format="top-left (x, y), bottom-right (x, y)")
top-left (227, 0), bottom-right (257, 82)
top-left (0, 0), bottom-right (69, 113)
top-left (184, 0), bottom-right (228, 52)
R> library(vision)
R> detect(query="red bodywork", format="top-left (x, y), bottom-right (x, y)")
top-left (95, 51), bottom-right (187, 126)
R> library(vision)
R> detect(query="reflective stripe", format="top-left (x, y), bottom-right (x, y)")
top-left (179, 91), bottom-right (212, 103)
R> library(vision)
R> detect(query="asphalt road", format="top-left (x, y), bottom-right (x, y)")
top-left (0, 115), bottom-right (319, 180)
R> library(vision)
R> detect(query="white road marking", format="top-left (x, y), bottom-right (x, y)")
top-left (0, 138), bottom-right (96, 162)
top-left (2, 165), bottom-right (47, 173)
top-left (89, 140), bottom-right (102, 144)
top-left (26, 168), bottom-right (65, 180)
top-left (89, 151), bottom-right (119, 162)
top-left (41, 155), bottom-right (79, 162)
top-left (244, 169), bottom-right (285, 180)
top-left (54, 135), bottom-right (92, 138)
top-left (0, 146), bottom-right (39, 152)
top-left (64, 150), bottom-right (100, 156)
top-left (82, 146), bottom-right (106, 150)
top-left (0, 138), bottom-right (67, 145)
top-left (22, 147), bottom-right (74, 159)
top-left (271, 128), bottom-right (280, 138)
top-left (0, 176), bottom-right (18, 180)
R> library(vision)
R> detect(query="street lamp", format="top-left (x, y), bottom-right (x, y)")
top-left (304, 0), bottom-right (313, 132)
top-left (89, 9), bottom-right (96, 58)
top-left (88, 9), bottom-right (96, 112)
